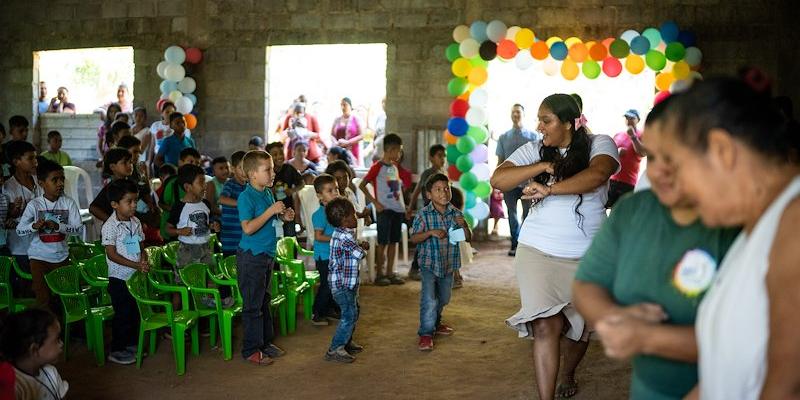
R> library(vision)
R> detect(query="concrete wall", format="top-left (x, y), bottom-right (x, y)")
top-left (0, 0), bottom-right (796, 169)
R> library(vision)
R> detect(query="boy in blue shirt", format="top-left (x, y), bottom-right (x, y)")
top-left (219, 151), bottom-right (247, 258)
top-left (237, 150), bottom-right (295, 366)
top-left (310, 174), bottom-right (339, 326)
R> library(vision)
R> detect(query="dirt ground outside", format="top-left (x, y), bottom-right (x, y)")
top-left (61, 240), bottom-right (631, 399)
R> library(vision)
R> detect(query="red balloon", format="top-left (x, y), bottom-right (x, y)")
top-left (450, 99), bottom-right (469, 117)
top-left (447, 165), bottom-right (462, 181)
top-left (654, 91), bottom-right (671, 105)
top-left (602, 57), bottom-right (622, 77)
top-left (497, 39), bottom-right (519, 59)
top-left (185, 47), bottom-right (203, 64)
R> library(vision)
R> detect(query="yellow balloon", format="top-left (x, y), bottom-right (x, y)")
top-left (451, 58), bottom-right (472, 78)
top-left (655, 72), bottom-right (676, 92)
top-left (515, 28), bottom-right (535, 49)
top-left (546, 36), bottom-right (563, 47)
top-left (561, 59), bottom-right (579, 80)
top-left (672, 60), bottom-right (691, 80)
top-left (468, 66), bottom-right (488, 86)
top-left (564, 37), bottom-right (583, 47)
top-left (625, 55), bottom-right (645, 74)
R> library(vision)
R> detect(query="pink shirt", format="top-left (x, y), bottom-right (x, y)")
top-left (331, 115), bottom-right (362, 163)
top-left (610, 130), bottom-right (642, 186)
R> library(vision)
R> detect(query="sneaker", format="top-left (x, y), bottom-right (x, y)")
top-left (418, 335), bottom-right (434, 351)
top-left (388, 274), bottom-right (405, 285)
top-left (374, 276), bottom-right (391, 286)
top-left (221, 296), bottom-right (235, 308)
top-left (311, 315), bottom-right (329, 326)
top-left (108, 350), bottom-right (136, 365)
top-left (435, 324), bottom-right (454, 336)
top-left (325, 346), bottom-right (355, 363)
top-left (345, 341), bottom-right (364, 354)
top-left (243, 351), bottom-right (273, 366)
top-left (126, 345), bottom-right (146, 357)
top-left (407, 269), bottom-right (421, 281)
top-left (507, 249), bottom-right (516, 257)
top-left (261, 343), bottom-right (285, 358)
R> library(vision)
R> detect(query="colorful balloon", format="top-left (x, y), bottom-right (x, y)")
top-left (642, 28), bottom-right (662, 49)
top-left (620, 30), bottom-right (639, 44)
top-left (453, 25), bottom-right (470, 43)
top-left (177, 77), bottom-right (196, 94)
top-left (497, 39), bottom-right (519, 59)
top-left (515, 28), bottom-right (535, 49)
top-left (625, 54), bottom-right (645, 74)
top-left (486, 20), bottom-right (507, 42)
top-left (582, 60), bottom-right (601, 79)
top-left (447, 164), bottom-right (462, 181)
top-left (459, 172), bottom-right (478, 191)
top-left (164, 63), bottom-right (185, 82)
top-left (654, 90), bottom-right (671, 105)
top-left (470, 21), bottom-right (489, 42)
top-left (450, 99), bottom-right (469, 117)
top-left (568, 42), bottom-right (588, 62)
top-left (677, 30), bottom-right (697, 48)
top-left (156, 61), bottom-right (169, 79)
top-left (456, 135), bottom-right (476, 154)
top-left (451, 58), bottom-right (472, 77)
top-left (561, 59), bottom-right (579, 80)
top-left (448, 117), bottom-right (469, 136)
top-left (645, 50), bottom-right (667, 71)
top-left (465, 191), bottom-right (477, 209)
top-left (515, 50), bottom-right (535, 70)
top-left (660, 21), bottom-right (680, 43)
top-left (665, 42), bottom-right (686, 62)
top-left (467, 66), bottom-right (488, 86)
top-left (465, 107), bottom-right (487, 126)
top-left (471, 163), bottom-right (490, 182)
top-left (470, 145), bottom-right (489, 164)
top-left (630, 36), bottom-right (650, 55)
top-left (473, 181), bottom-right (491, 199)
top-left (168, 90), bottom-right (183, 103)
top-left (445, 43), bottom-right (461, 62)
top-left (550, 42), bottom-right (568, 60)
top-left (530, 41), bottom-right (550, 60)
top-left (184, 113), bottom-right (197, 129)
top-left (564, 37), bottom-right (582, 47)
top-left (546, 36), bottom-right (563, 47)
top-left (469, 56), bottom-right (488, 68)
top-left (588, 42), bottom-right (608, 61)
top-left (459, 38), bottom-right (480, 58)
top-left (467, 125), bottom-right (489, 144)
top-left (479, 41), bottom-right (497, 61)
top-left (542, 58), bottom-right (559, 76)
top-left (446, 145), bottom-right (461, 164)
top-left (447, 77), bottom-right (468, 96)
top-left (602, 57), bottom-right (622, 77)
top-left (468, 88), bottom-right (488, 108)
top-left (185, 47), bottom-right (203, 64)
top-left (655, 72), bottom-right (676, 92)
top-left (684, 47), bottom-right (702, 66)
top-left (164, 45), bottom-right (185, 64)
top-left (160, 80), bottom-right (178, 94)
top-left (443, 130), bottom-right (458, 145)
top-left (609, 39), bottom-right (630, 58)
top-left (672, 60), bottom-right (691, 80)
top-left (456, 154), bottom-right (474, 172)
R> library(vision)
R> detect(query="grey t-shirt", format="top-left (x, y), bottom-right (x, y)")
top-left (364, 161), bottom-right (404, 213)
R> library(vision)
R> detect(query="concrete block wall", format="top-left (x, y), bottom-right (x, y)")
top-left (0, 0), bottom-right (796, 169)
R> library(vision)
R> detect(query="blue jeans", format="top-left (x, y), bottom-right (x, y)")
top-left (329, 287), bottom-right (359, 350)
top-left (236, 249), bottom-right (275, 359)
top-left (418, 269), bottom-right (454, 336)
top-left (503, 187), bottom-right (532, 250)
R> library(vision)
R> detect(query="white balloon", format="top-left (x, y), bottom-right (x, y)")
top-left (453, 25), bottom-right (470, 43)
top-left (486, 20), bottom-right (507, 43)
top-left (685, 47), bottom-right (703, 66)
top-left (164, 63), bottom-right (185, 82)
top-left (468, 200), bottom-right (490, 220)
top-left (168, 90), bottom-right (183, 104)
top-left (177, 96), bottom-right (193, 114)
top-left (178, 77), bottom-right (196, 94)
top-left (472, 163), bottom-right (490, 181)
top-left (468, 88), bottom-right (488, 108)
top-left (670, 79), bottom-right (692, 93)
top-left (515, 50), bottom-right (534, 70)
top-left (620, 30), bottom-right (639, 44)
top-left (184, 93), bottom-right (197, 105)
top-left (459, 38), bottom-right (480, 59)
top-left (156, 61), bottom-right (169, 79)
top-left (690, 71), bottom-right (703, 81)
top-left (505, 26), bottom-right (521, 40)
top-left (543, 58), bottom-right (559, 76)
top-left (466, 107), bottom-right (487, 126)
top-left (164, 45), bottom-right (186, 64)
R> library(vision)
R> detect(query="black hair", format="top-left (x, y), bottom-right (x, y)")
top-left (424, 172), bottom-right (449, 193)
top-left (383, 133), bottom-right (402, 149)
top-left (645, 95), bottom-right (676, 127)
top-left (108, 121), bottom-right (130, 146)
top-left (8, 115), bottom-right (28, 129)
top-left (5, 140), bottom-right (36, 162)
top-left (117, 134), bottom-right (141, 150)
top-left (534, 93), bottom-right (592, 231)
top-left (212, 156), bottom-right (228, 166)
top-left (160, 101), bottom-right (175, 113)
top-left (512, 103), bottom-right (525, 112)
top-left (104, 103), bottom-right (122, 128)
top-left (325, 160), bottom-right (353, 180)
top-left (36, 158), bottom-right (63, 181)
top-left (106, 178), bottom-right (139, 204)
top-left (133, 106), bottom-right (147, 117)
top-left (341, 97), bottom-right (352, 108)
top-left (249, 136), bottom-right (265, 147)
top-left (103, 148), bottom-right (132, 176)
top-left (570, 94), bottom-right (583, 112)
top-left (179, 147), bottom-right (201, 161)
top-left (313, 173), bottom-right (337, 193)
top-left (177, 164), bottom-right (205, 189)
top-left (328, 146), bottom-right (353, 165)
top-left (0, 308), bottom-right (58, 362)
top-left (169, 112), bottom-right (184, 124)
top-left (115, 113), bottom-right (129, 122)
top-left (450, 186), bottom-right (464, 210)
top-left (429, 144), bottom-right (446, 158)
top-left (159, 163), bottom-right (178, 178)
top-left (325, 197), bottom-right (355, 228)
top-left (293, 139), bottom-right (309, 150)
top-left (664, 77), bottom-right (799, 164)
top-left (230, 151), bottom-right (247, 167)
top-left (47, 130), bottom-right (61, 140)
top-left (266, 141), bottom-right (283, 153)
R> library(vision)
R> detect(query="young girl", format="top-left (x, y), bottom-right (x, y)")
top-left (97, 103), bottom-right (122, 161)
top-left (0, 309), bottom-right (69, 400)
top-left (288, 140), bottom-right (318, 175)
top-left (489, 188), bottom-right (505, 236)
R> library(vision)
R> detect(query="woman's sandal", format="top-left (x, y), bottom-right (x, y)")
top-left (556, 379), bottom-right (578, 399)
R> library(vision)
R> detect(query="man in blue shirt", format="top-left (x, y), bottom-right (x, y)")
top-left (156, 112), bottom-right (196, 167)
top-left (495, 104), bottom-right (539, 257)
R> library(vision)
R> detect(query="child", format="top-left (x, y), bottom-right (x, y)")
top-left (4, 141), bottom-right (43, 295)
top-left (324, 197), bottom-right (368, 363)
top-left (150, 101), bottom-right (175, 156)
top-left (102, 179), bottom-right (149, 365)
top-left (89, 148), bottom-right (134, 222)
top-left (411, 173), bottom-right (471, 351)
top-left (117, 135), bottom-right (162, 246)
top-left (8, 115), bottom-right (29, 142)
top-left (0, 309), bottom-right (69, 399)
top-left (219, 151), bottom-right (247, 258)
top-left (301, 170), bottom-right (316, 186)
top-left (310, 174), bottom-right (339, 325)
top-left (248, 136), bottom-right (265, 151)
top-left (16, 159), bottom-right (83, 310)
top-left (158, 147), bottom-right (201, 240)
top-left (324, 160), bottom-right (371, 223)
top-left (156, 112), bottom-right (196, 167)
top-left (489, 188), bottom-right (505, 236)
top-left (40, 131), bottom-right (72, 167)
top-left (359, 133), bottom-right (405, 286)
top-left (406, 144), bottom-right (446, 281)
top-left (267, 142), bottom-right (302, 237)
top-left (237, 150), bottom-right (295, 366)
top-left (205, 156), bottom-right (230, 217)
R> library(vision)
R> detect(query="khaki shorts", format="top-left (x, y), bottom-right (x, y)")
top-left (175, 242), bottom-right (213, 283)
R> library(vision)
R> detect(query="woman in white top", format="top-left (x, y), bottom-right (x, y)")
top-left (490, 94), bottom-right (619, 399)
top-left (660, 77), bottom-right (800, 400)
top-left (131, 107), bottom-right (152, 164)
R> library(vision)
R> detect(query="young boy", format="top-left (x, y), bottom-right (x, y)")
top-left (219, 151), bottom-right (247, 258)
top-left (324, 197), bottom-right (368, 363)
top-left (159, 147), bottom-right (201, 240)
top-left (8, 115), bottom-right (29, 142)
top-left (411, 173), bottom-right (471, 351)
top-left (16, 159), bottom-right (83, 311)
top-left (406, 144), bottom-right (446, 281)
top-left (310, 174), bottom-right (339, 325)
top-left (237, 150), bottom-right (295, 366)
top-left (102, 179), bottom-right (149, 365)
top-left (156, 112), bottom-right (196, 167)
top-left (117, 135), bottom-right (162, 246)
top-left (267, 142), bottom-right (302, 237)
top-left (205, 156), bottom-right (230, 217)
top-left (41, 131), bottom-right (72, 167)
top-left (359, 133), bottom-right (405, 286)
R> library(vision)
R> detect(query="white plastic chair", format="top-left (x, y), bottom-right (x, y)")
top-left (297, 185), bottom-right (320, 251)
top-left (353, 178), bottom-right (409, 266)
top-left (63, 166), bottom-right (94, 240)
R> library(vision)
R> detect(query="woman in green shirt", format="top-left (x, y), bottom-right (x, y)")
top-left (573, 98), bottom-right (739, 399)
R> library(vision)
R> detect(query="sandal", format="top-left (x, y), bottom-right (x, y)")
top-left (243, 351), bottom-right (273, 366)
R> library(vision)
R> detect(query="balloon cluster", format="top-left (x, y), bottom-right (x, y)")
top-left (156, 46), bottom-right (202, 130)
top-left (445, 20), bottom-right (704, 226)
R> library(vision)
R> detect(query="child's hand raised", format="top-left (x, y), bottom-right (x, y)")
top-left (267, 201), bottom-right (286, 216)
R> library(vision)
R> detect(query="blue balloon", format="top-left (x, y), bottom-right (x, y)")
top-left (630, 36), bottom-right (650, 55)
top-left (677, 30), bottom-right (696, 48)
top-left (159, 80), bottom-right (177, 94)
top-left (184, 93), bottom-right (197, 105)
top-left (549, 42), bottom-right (568, 61)
top-left (447, 117), bottom-right (469, 136)
top-left (660, 21), bottom-right (679, 43)
top-left (470, 21), bottom-right (488, 42)
top-left (465, 191), bottom-right (477, 209)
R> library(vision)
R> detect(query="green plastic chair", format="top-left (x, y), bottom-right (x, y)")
top-left (0, 256), bottom-right (34, 313)
top-left (276, 237), bottom-right (320, 288)
top-left (221, 255), bottom-right (287, 337)
top-left (10, 256), bottom-right (32, 281)
top-left (126, 272), bottom-right (199, 375)
top-left (145, 246), bottom-right (174, 285)
top-left (44, 265), bottom-right (114, 366)
top-left (79, 254), bottom-right (111, 307)
top-left (208, 233), bottom-right (220, 252)
top-left (162, 241), bottom-right (179, 267)
top-left (274, 251), bottom-right (312, 333)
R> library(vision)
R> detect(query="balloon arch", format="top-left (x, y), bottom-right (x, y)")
top-left (156, 46), bottom-right (204, 130)
top-left (443, 20), bottom-right (703, 227)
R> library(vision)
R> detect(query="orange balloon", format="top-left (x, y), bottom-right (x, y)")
top-left (568, 43), bottom-right (588, 62)
top-left (655, 72), bottom-right (676, 92)
top-left (588, 42), bottom-right (608, 61)
top-left (457, 92), bottom-right (470, 101)
top-left (184, 114), bottom-right (197, 130)
top-left (561, 59), bottom-right (579, 80)
top-left (602, 37), bottom-right (615, 48)
top-left (530, 41), bottom-right (550, 60)
top-left (443, 130), bottom-right (458, 145)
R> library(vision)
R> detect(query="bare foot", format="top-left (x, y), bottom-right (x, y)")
top-left (556, 377), bottom-right (578, 399)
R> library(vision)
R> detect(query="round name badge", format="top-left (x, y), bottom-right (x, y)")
top-left (672, 248), bottom-right (717, 297)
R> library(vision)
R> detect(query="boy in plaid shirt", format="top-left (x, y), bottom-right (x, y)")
top-left (411, 173), bottom-right (471, 351)
top-left (324, 198), bottom-right (369, 363)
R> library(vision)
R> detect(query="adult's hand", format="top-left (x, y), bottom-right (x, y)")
top-left (521, 181), bottom-right (551, 200)
top-left (596, 313), bottom-right (651, 360)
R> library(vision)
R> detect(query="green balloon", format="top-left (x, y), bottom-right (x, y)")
top-left (467, 125), bottom-right (489, 144)
top-left (469, 56), bottom-right (488, 68)
top-left (459, 172), bottom-right (478, 191)
top-left (456, 154), bottom-right (474, 172)
top-left (446, 144), bottom-right (461, 164)
top-left (664, 42), bottom-right (686, 62)
top-left (464, 213), bottom-right (475, 229)
top-left (609, 39), bottom-right (630, 58)
top-left (645, 50), bottom-right (667, 71)
top-left (582, 60), bottom-right (601, 79)
top-left (446, 43), bottom-right (460, 62)
top-left (456, 135), bottom-right (476, 154)
top-left (447, 77), bottom-right (467, 96)
top-left (473, 181), bottom-right (491, 199)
